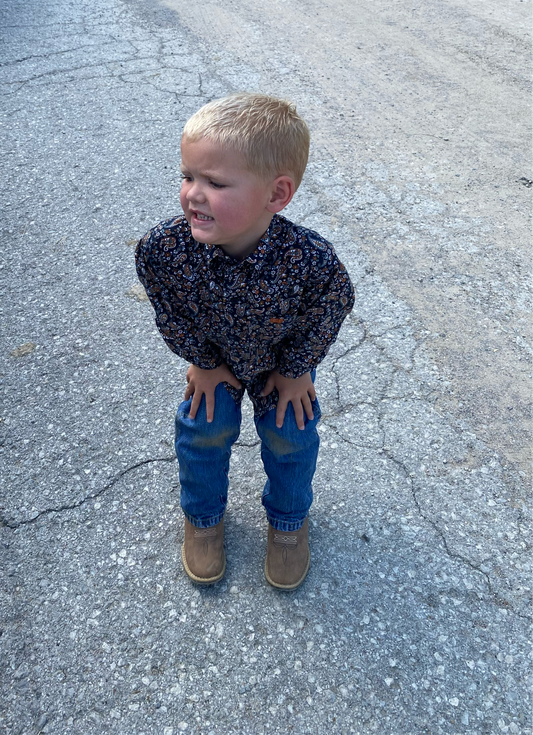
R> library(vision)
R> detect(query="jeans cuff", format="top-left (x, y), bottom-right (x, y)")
top-left (266, 515), bottom-right (307, 532)
top-left (183, 510), bottom-right (225, 529)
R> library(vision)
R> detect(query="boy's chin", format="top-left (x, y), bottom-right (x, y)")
top-left (189, 224), bottom-right (211, 244)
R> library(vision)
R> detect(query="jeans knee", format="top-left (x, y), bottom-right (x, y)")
top-left (191, 427), bottom-right (238, 450)
top-left (175, 394), bottom-right (240, 455)
top-left (261, 428), bottom-right (300, 458)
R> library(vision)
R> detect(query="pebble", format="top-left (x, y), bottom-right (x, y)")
top-left (10, 342), bottom-right (36, 357)
top-left (126, 283), bottom-right (149, 301)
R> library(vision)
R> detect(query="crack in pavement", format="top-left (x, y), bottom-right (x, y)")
top-left (0, 82), bottom-right (27, 95)
top-left (317, 330), bottom-right (530, 620)
top-left (1, 455), bottom-right (176, 530)
top-left (375, 353), bottom-right (496, 595)
top-left (3, 64), bottom-right (205, 96)
top-left (0, 43), bottom-right (120, 68)
top-left (323, 420), bottom-right (530, 621)
top-left (327, 325), bottom-right (368, 402)
top-left (2, 61), bottom-right (129, 85)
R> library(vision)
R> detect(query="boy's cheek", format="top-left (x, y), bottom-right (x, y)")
top-left (179, 187), bottom-right (191, 216)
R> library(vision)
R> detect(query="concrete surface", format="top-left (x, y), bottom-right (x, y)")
top-left (0, 0), bottom-right (531, 733)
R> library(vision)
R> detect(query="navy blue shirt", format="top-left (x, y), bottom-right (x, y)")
top-left (136, 214), bottom-right (355, 415)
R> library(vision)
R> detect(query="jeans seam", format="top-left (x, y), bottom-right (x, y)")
top-left (183, 510), bottom-right (225, 529)
top-left (267, 515), bottom-right (306, 532)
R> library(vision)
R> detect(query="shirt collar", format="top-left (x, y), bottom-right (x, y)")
top-left (203, 215), bottom-right (280, 268)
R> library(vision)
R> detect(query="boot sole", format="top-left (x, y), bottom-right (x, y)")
top-left (264, 551), bottom-right (310, 591)
top-left (181, 544), bottom-right (226, 585)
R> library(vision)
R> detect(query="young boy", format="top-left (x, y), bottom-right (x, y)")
top-left (136, 93), bottom-right (354, 590)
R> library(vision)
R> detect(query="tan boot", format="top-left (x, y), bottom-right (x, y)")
top-left (182, 518), bottom-right (226, 584)
top-left (265, 518), bottom-right (310, 590)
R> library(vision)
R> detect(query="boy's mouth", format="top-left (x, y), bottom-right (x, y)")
top-left (192, 212), bottom-right (213, 222)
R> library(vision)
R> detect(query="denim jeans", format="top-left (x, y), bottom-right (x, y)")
top-left (174, 379), bottom-right (321, 532)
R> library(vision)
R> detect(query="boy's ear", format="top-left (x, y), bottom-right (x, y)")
top-left (266, 175), bottom-right (296, 213)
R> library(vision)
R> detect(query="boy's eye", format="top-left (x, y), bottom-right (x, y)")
top-left (180, 174), bottom-right (192, 182)
top-left (209, 180), bottom-right (225, 189)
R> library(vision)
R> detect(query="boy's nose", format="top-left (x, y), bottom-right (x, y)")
top-left (186, 182), bottom-right (206, 203)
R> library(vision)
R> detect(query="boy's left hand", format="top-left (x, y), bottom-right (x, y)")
top-left (261, 370), bottom-right (316, 430)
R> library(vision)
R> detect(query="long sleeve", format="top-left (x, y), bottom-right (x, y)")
top-left (276, 244), bottom-right (355, 378)
top-left (135, 230), bottom-right (223, 369)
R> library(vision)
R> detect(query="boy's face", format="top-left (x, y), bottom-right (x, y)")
top-left (180, 136), bottom-right (278, 259)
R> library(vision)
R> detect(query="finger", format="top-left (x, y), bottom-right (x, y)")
top-left (302, 393), bottom-right (314, 422)
top-left (227, 373), bottom-right (242, 390)
top-left (275, 396), bottom-right (289, 428)
top-left (261, 376), bottom-right (274, 397)
top-left (184, 382), bottom-right (194, 401)
top-left (205, 390), bottom-right (216, 423)
top-left (292, 399), bottom-right (305, 430)
top-left (308, 383), bottom-right (316, 401)
top-left (189, 389), bottom-right (202, 420)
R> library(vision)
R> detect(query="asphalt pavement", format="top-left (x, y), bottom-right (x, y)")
top-left (1, 0), bottom-right (531, 733)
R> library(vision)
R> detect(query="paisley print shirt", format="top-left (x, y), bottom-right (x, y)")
top-left (136, 213), bottom-right (355, 416)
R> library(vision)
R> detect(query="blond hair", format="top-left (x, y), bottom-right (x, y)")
top-left (182, 93), bottom-right (310, 189)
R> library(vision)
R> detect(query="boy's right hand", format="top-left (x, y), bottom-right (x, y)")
top-left (184, 363), bottom-right (242, 422)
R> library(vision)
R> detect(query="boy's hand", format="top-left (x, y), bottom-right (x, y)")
top-left (185, 363), bottom-right (242, 422)
top-left (261, 370), bottom-right (316, 430)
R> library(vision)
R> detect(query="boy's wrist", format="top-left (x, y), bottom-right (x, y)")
top-left (273, 366), bottom-right (311, 381)
top-left (189, 359), bottom-right (225, 372)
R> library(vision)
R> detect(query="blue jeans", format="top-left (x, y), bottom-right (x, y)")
top-left (174, 380), bottom-right (321, 532)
